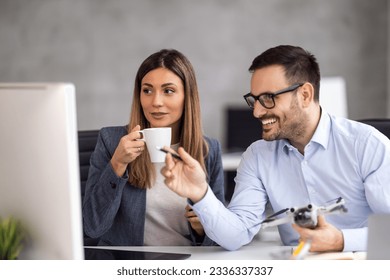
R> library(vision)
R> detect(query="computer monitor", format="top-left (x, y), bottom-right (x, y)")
top-left (225, 106), bottom-right (262, 152)
top-left (0, 83), bottom-right (84, 259)
top-left (224, 107), bottom-right (262, 201)
top-left (366, 214), bottom-right (390, 260)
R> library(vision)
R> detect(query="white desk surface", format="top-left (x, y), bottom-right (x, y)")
top-left (90, 243), bottom-right (285, 260)
top-left (86, 229), bottom-right (366, 260)
top-left (87, 230), bottom-right (292, 260)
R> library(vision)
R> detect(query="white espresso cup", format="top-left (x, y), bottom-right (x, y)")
top-left (138, 127), bottom-right (172, 163)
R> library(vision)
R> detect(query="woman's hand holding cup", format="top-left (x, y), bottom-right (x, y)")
top-left (110, 125), bottom-right (145, 177)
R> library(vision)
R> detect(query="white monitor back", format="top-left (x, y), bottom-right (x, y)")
top-left (0, 83), bottom-right (84, 259)
top-left (320, 76), bottom-right (348, 118)
top-left (367, 214), bottom-right (390, 260)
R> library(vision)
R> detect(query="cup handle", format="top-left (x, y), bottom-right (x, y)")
top-left (137, 130), bottom-right (146, 142)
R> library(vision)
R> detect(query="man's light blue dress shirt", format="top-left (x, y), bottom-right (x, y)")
top-left (193, 111), bottom-right (390, 251)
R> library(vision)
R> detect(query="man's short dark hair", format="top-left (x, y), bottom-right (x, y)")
top-left (249, 45), bottom-right (321, 102)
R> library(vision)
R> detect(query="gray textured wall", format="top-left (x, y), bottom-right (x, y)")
top-left (0, 0), bottom-right (388, 149)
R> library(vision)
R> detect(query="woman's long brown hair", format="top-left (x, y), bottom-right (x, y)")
top-left (128, 49), bottom-right (208, 188)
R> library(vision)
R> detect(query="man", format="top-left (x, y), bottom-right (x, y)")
top-left (161, 45), bottom-right (390, 252)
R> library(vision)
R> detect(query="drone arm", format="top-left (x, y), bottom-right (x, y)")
top-left (317, 200), bottom-right (347, 216)
top-left (261, 216), bottom-right (292, 229)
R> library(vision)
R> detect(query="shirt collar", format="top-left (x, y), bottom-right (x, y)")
top-left (282, 108), bottom-right (330, 153)
top-left (311, 108), bottom-right (330, 149)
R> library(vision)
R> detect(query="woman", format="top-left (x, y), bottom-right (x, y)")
top-left (83, 49), bottom-right (225, 246)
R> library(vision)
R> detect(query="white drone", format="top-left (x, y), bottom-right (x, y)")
top-left (261, 197), bottom-right (348, 229)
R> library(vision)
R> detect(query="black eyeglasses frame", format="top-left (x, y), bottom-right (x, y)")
top-left (243, 83), bottom-right (304, 109)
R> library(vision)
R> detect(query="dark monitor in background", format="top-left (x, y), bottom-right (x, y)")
top-left (225, 107), bottom-right (262, 152)
top-left (224, 107), bottom-right (262, 201)
top-left (0, 83), bottom-right (84, 259)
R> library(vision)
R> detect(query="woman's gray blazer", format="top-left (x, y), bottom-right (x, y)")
top-left (82, 126), bottom-right (225, 246)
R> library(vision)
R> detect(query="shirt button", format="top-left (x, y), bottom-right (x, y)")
top-left (110, 182), bottom-right (117, 189)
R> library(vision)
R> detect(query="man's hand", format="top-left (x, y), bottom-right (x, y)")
top-left (292, 215), bottom-right (344, 252)
top-left (160, 146), bottom-right (208, 203)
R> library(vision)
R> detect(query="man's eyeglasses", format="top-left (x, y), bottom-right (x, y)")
top-left (243, 83), bottom-right (304, 109)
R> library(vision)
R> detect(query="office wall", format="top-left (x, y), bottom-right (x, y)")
top-left (0, 0), bottom-right (388, 149)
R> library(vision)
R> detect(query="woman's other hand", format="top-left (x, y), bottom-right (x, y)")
top-left (185, 205), bottom-right (205, 236)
